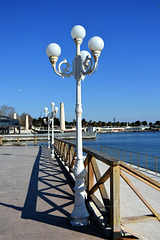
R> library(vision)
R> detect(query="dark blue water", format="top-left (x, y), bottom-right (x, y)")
top-left (83, 131), bottom-right (160, 156)
top-left (83, 131), bottom-right (160, 173)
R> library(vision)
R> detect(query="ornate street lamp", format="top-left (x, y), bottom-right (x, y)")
top-left (44, 107), bottom-right (51, 149)
top-left (50, 102), bottom-right (58, 158)
top-left (46, 25), bottom-right (104, 226)
top-left (44, 104), bottom-right (58, 153)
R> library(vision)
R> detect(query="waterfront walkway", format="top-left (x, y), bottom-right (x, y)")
top-left (0, 146), bottom-right (106, 240)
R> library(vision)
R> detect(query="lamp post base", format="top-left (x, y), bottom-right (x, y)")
top-left (70, 157), bottom-right (90, 227)
top-left (70, 216), bottom-right (90, 226)
top-left (51, 153), bottom-right (54, 158)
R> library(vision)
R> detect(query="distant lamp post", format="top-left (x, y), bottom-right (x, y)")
top-left (50, 102), bottom-right (58, 158)
top-left (46, 25), bottom-right (104, 226)
top-left (44, 104), bottom-right (58, 156)
top-left (44, 107), bottom-right (50, 148)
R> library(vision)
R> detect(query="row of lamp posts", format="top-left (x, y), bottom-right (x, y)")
top-left (45, 25), bottom-right (104, 226)
top-left (44, 102), bottom-right (58, 158)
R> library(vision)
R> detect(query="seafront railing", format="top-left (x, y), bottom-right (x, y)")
top-left (0, 134), bottom-right (48, 146)
top-left (54, 138), bottom-right (160, 239)
top-left (100, 146), bottom-right (160, 174)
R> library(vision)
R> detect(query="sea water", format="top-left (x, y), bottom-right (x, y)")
top-left (83, 131), bottom-right (160, 173)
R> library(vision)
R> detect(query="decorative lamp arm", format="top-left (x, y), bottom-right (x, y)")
top-left (81, 54), bottom-right (99, 77)
top-left (49, 57), bottom-right (74, 78)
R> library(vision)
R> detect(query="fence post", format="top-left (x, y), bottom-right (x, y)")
top-left (130, 152), bottom-right (132, 166)
top-left (87, 155), bottom-right (94, 193)
top-left (146, 155), bottom-right (148, 171)
top-left (34, 136), bottom-right (37, 146)
top-left (137, 153), bottom-right (139, 168)
top-left (110, 164), bottom-right (121, 239)
top-left (0, 137), bottom-right (2, 146)
top-left (156, 157), bottom-right (157, 175)
top-left (17, 137), bottom-right (20, 145)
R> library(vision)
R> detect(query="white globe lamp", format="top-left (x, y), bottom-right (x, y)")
top-left (80, 50), bottom-right (91, 63)
top-left (46, 43), bottom-right (61, 57)
top-left (88, 36), bottom-right (104, 51)
top-left (71, 25), bottom-right (86, 39)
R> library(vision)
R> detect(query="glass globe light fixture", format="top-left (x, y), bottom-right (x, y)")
top-left (80, 50), bottom-right (91, 63)
top-left (51, 102), bottom-right (55, 108)
top-left (54, 107), bottom-right (58, 113)
top-left (46, 43), bottom-right (61, 57)
top-left (44, 107), bottom-right (48, 114)
top-left (88, 36), bottom-right (104, 51)
top-left (71, 25), bottom-right (86, 40)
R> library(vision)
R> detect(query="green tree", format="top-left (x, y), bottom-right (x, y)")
top-left (82, 118), bottom-right (86, 127)
top-left (73, 119), bottom-right (76, 127)
top-left (107, 121), bottom-right (112, 127)
top-left (142, 121), bottom-right (147, 126)
top-left (92, 121), bottom-right (97, 127)
top-left (89, 120), bottom-right (92, 126)
top-left (119, 122), bottom-right (127, 127)
top-left (98, 121), bottom-right (102, 127)
top-left (32, 117), bottom-right (46, 128)
top-left (155, 120), bottom-right (160, 126)
top-left (116, 121), bottom-right (120, 127)
top-left (55, 117), bottom-right (60, 126)
top-left (135, 120), bottom-right (141, 126)
top-left (102, 121), bottom-right (106, 126)
top-left (130, 122), bottom-right (135, 127)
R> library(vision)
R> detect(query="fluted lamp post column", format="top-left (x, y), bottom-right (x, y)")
top-left (44, 107), bottom-right (50, 148)
top-left (46, 25), bottom-right (104, 226)
top-left (51, 102), bottom-right (58, 158)
top-left (44, 104), bottom-right (58, 156)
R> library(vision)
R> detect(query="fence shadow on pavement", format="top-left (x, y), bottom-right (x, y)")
top-left (20, 146), bottom-right (106, 239)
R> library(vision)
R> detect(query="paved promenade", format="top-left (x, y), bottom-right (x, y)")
top-left (0, 146), bottom-right (106, 240)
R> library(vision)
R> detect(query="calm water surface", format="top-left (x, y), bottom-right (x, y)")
top-left (83, 131), bottom-right (160, 173)
top-left (83, 131), bottom-right (160, 157)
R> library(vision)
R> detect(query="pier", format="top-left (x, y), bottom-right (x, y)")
top-left (0, 145), bottom-right (105, 240)
top-left (0, 140), bottom-right (160, 239)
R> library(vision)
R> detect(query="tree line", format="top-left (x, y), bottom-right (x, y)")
top-left (66, 119), bottom-right (160, 128)
top-left (0, 105), bottom-right (160, 128)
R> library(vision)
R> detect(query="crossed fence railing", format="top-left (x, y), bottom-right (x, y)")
top-left (54, 138), bottom-right (160, 240)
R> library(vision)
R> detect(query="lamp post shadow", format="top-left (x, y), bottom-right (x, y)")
top-left (20, 146), bottom-right (106, 238)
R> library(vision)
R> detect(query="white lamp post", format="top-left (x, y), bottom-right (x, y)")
top-left (44, 104), bottom-right (58, 155)
top-left (44, 107), bottom-right (50, 148)
top-left (46, 25), bottom-right (104, 226)
top-left (51, 102), bottom-right (58, 158)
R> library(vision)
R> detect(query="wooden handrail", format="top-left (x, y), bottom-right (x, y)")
top-left (0, 134), bottom-right (48, 146)
top-left (120, 162), bottom-right (160, 191)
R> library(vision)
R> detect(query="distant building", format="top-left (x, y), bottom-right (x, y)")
top-left (0, 116), bottom-right (20, 134)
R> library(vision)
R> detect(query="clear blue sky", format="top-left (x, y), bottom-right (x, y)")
top-left (0, 0), bottom-right (160, 123)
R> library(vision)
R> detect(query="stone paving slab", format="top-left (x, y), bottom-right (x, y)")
top-left (0, 146), bottom-right (106, 240)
